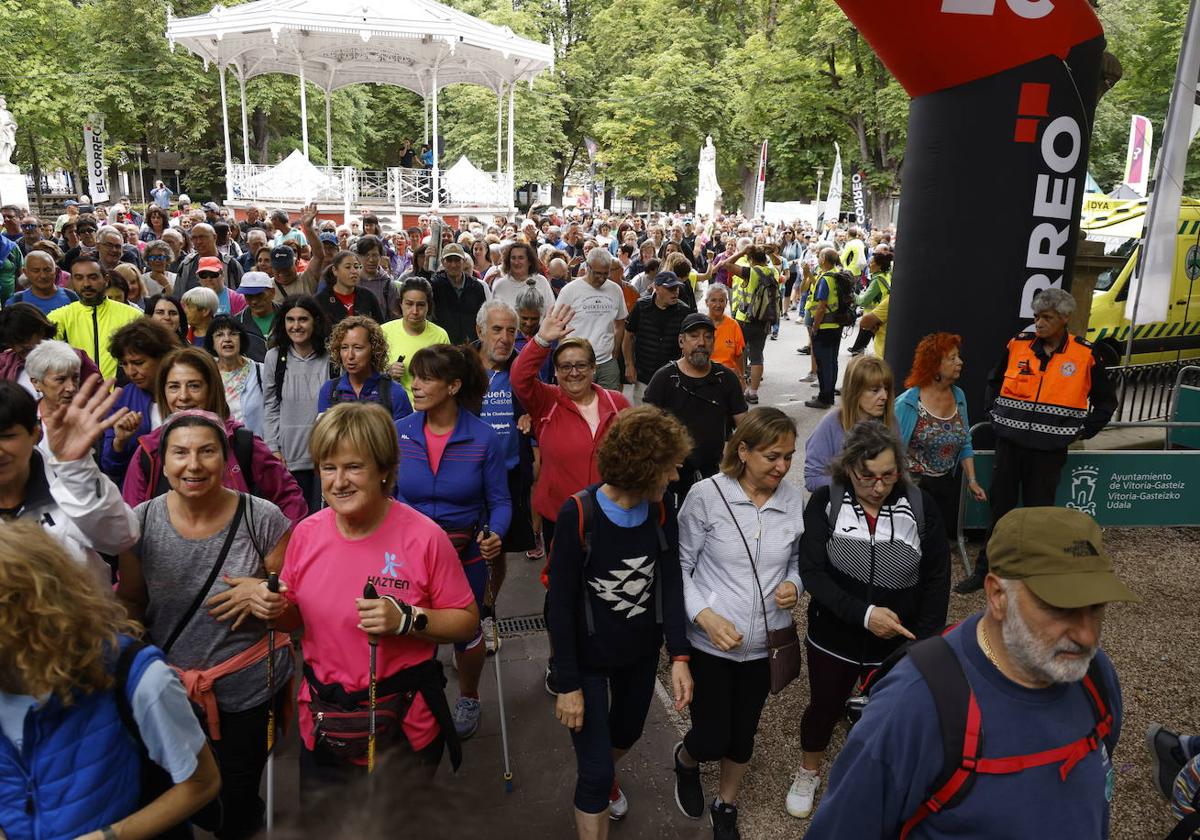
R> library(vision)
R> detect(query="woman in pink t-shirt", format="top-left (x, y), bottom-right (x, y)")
top-left (251, 401), bottom-right (478, 787)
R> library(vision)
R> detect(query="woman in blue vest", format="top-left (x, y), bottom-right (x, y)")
top-left (394, 344), bottom-right (510, 743)
top-left (0, 521), bottom-right (219, 840)
top-left (317, 315), bottom-right (413, 422)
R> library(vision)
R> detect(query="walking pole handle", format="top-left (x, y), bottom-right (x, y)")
top-left (267, 572), bottom-right (280, 594)
top-left (363, 583), bottom-right (380, 644)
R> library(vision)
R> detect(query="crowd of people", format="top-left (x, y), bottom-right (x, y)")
top-left (0, 193), bottom-right (1175, 840)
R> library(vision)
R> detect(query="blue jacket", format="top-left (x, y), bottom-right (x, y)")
top-left (100, 384), bottom-right (156, 484)
top-left (0, 637), bottom-right (160, 840)
top-left (894, 385), bottom-right (975, 466)
top-left (317, 372), bottom-right (413, 422)
top-left (394, 406), bottom-right (512, 540)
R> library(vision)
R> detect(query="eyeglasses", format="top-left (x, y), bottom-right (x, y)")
top-left (555, 361), bottom-right (592, 373)
top-left (851, 469), bottom-right (900, 488)
top-left (147, 254), bottom-right (169, 261)
top-left (76, 226), bottom-right (97, 234)
top-left (197, 271), bottom-right (221, 279)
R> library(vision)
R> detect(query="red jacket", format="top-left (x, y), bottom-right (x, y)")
top-left (512, 338), bottom-right (629, 521)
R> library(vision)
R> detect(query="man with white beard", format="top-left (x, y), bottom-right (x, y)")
top-left (807, 507), bottom-right (1138, 839)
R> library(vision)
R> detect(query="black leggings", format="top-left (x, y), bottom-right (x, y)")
top-left (915, 468), bottom-right (961, 540)
top-left (210, 691), bottom-right (287, 840)
top-left (569, 655), bottom-right (659, 813)
top-left (683, 650), bottom-right (771, 765)
top-left (799, 641), bottom-right (871, 754)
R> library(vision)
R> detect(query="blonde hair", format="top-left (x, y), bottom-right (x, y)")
top-left (309, 402), bottom-right (400, 488)
top-left (0, 522), bottom-right (140, 704)
top-left (839, 355), bottom-right (896, 432)
top-left (327, 315), bottom-right (390, 375)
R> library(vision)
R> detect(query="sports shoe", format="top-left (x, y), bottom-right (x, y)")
top-left (710, 800), bottom-right (740, 840)
top-left (797, 346), bottom-right (811, 355)
top-left (799, 373), bottom-right (817, 383)
top-left (482, 616), bottom-right (501, 656)
top-left (526, 532), bottom-right (544, 561)
top-left (804, 399), bottom-right (833, 409)
top-left (673, 741), bottom-right (705, 819)
top-left (609, 779), bottom-right (628, 821)
top-left (769, 333), bottom-right (778, 341)
top-left (785, 768), bottom-right (821, 818)
top-left (954, 568), bottom-right (987, 594)
top-left (848, 347), bottom-right (865, 356)
top-left (544, 665), bottom-right (557, 696)
top-left (745, 391), bottom-right (759, 405)
top-left (453, 696), bottom-right (481, 740)
top-left (1147, 723), bottom-right (1189, 801)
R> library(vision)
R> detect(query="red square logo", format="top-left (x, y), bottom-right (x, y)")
top-left (1014, 118), bottom-right (1039, 143)
top-left (1018, 83), bottom-right (1051, 117)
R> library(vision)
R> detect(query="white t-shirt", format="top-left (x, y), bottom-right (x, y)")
top-left (491, 273), bottom-right (555, 314)
top-left (555, 278), bottom-right (628, 364)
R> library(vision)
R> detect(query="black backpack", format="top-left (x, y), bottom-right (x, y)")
top-left (852, 631), bottom-right (1116, 839)
top-left (823, 270), bottom-right (858, 327)
top-left (139, 425), bottom-right (257, 497)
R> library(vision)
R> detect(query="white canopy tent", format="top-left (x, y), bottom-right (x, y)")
top-left (165, 0), bottom-right (554, 210)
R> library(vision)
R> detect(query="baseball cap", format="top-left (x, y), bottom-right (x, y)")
top-left (319, 232), bottom-right (338, 246)
top-left (987, 507), bottom-right (1140, 609)
top-left (197, 256), bottom-right (223, 273)
top-left (202, 201), bottom-right (220, 213)
top-left (63, 199), bottom-right (78, 207)
top-left (441, 243), bottom-right (467, 261)
top-left (238, 271), bottom-right (275, 293)
top-left (270, 246), bottom-right (295, 268)
top-left (654, 271), bottom-right (684, 289)
top-left (178, 194), bottom-right (191, 205)
top-left (680, 312), bottom-right (715, 333)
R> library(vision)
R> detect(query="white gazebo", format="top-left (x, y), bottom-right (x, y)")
top-left (165, 0), bottom-right (554, 218)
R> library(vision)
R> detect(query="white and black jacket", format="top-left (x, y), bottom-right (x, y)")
top-left (799, 483), bottom-right (949, 666)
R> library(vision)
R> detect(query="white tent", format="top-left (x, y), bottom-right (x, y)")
top-left (237, 149), bottom-right (340, 201)
top-left (442, 155), bottom-right (506, 207)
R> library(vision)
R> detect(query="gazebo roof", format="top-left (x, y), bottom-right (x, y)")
top-left (165, 0), bottom-right (555, 94)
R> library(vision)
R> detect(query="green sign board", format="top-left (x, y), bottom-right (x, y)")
top-left (963, 450), bottom-right (1200, 528)
top-left (1169, 385), bottom-right (1200, 450)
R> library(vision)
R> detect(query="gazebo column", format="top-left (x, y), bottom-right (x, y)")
top-left (297, 59), bottom-right (310, 159)
top-left (431, 67), bottom-right (440, 211)
top-left (324, 86), bottom-right (333, 169)
top-left (423, 93), bottom-right (429, 145)
top-left (218, 64), bottom-right (233, 202)
top-left (507, 83), bottom-right (515, 211)
top-left (237, 67), bottom-right (251, 165)
top-left (496, 85), bottom-right (503, 179)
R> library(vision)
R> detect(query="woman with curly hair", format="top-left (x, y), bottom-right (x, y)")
top-left (0, 521), bottom-right (220, 840)
top-left (317, 314), bottom-right (413, 422)
top-left (549, 405), bottom-right (694, 836)
top-left (895, 332), bottom-right (986, 537)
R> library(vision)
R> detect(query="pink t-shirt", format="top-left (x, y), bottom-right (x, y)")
top-left (424, 426), bottom-right (452, 473)
top-left (283, 502), bottom-right (474, 755)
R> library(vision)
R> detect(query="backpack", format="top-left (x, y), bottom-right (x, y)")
top-left (571, 487), bottom-right (668, 636)
top-left (140, 425), bottom-right (257, 498)
top-left (853, 631), bottom-right (1116, 840)
top-left (746, 265), bottom-right (780, 325)
top-left (330, 376), bottom-right (393, 411)
top-left (823, 270), bottom-right (858, 327)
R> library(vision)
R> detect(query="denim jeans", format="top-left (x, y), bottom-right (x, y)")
top-left (813, 328), bottom-right (841, 404)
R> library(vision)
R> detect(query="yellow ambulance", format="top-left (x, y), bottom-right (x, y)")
top-left (1084, 198), bottom-right (1200, 365)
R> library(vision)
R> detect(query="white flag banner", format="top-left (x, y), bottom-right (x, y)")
top-left (83, 119), bottom-right (108, 204)
top-left (1128, 2), bottom-right (1200, 324)
top-left (753, 140), bottom-right (768, 219)
top-left (823, 142), bottom-right (843, 227)
top-left (1122, 115), bottom-right (1152, 197)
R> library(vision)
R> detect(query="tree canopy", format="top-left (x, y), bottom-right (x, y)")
top-left (0, 0), bottom-right (1195, 209)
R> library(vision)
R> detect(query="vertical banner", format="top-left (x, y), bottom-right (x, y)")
top-left (823, 142), bottom-right (843, 228)
top-left (83, 118), bottom-right (109, 204)
top-left (1129, 0), bottom-right (1200, 326)
top-left (833, 0), bottom-right (1105, 421)
top-left (851, 166), bottom-right (868, 225)
top-left (1122, 114), bottom-right (1152, 196)
top-left (753, 140), bottom-right (768, 219)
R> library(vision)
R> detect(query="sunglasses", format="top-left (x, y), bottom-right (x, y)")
top-left (20, 223), bottom-right (37, 230)
top-left (77, 226), bottom-right (97, 234)
top-left (197, 271), bottom-right (221, 279)
top-left (147, 254), bottom-right (170, 261)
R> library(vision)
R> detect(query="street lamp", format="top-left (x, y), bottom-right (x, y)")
top-left (174, 169), bottom-right (181, 194)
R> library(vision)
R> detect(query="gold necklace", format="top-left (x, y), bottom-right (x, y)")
top-left (977, 620), bottom-right (1002, 670)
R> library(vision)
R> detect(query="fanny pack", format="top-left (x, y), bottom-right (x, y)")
top-left (441, 525), bottom-right (482, 565)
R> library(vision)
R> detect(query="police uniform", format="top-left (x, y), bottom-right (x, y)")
top-left (969, 331), bottom-right (1117, 580)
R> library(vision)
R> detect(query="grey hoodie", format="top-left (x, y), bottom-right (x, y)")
top-left (262, 346), bottom-right (330, 471)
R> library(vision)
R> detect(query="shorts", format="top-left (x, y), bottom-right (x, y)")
top-left (741, 320), bottom-right (769, 365)
top-left (455, 559), bottom-right (489, 653)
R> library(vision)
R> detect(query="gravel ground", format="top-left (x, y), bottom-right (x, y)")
top-left (656, 526), bottom-right (1199, 839)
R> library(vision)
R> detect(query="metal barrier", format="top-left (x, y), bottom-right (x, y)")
top-left (954, 419), bottom-right (1200, 575)
top-left (1110, 360), bottom-right (1193, 422)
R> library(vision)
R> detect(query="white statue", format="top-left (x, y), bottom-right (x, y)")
top-left (0, 97), bottom-right (16, 173)
top-left (696, 135), bottom-right (722, 220)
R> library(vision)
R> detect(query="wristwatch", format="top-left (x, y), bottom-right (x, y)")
top-left (412, 607), bottom-right (429, 633)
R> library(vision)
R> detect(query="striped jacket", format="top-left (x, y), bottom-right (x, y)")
top-left (799, 483), bottom-right (950, 666)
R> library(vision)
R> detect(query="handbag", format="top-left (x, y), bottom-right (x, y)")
top-left (711, 478), bottom-right (802, 695)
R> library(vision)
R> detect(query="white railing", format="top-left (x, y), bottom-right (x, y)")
top-left (229, 163), bottom-right (511, 209)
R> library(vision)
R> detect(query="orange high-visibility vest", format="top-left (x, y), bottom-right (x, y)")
top-left (990, 332), bottom-right (1095, 450)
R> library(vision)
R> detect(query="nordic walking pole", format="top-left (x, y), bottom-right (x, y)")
top-left (481, 526), bottom-right (514, 792)
top-left (363, 582), bottom-right (379, 774)
top-left (266, 572), bottom-right (280, 833)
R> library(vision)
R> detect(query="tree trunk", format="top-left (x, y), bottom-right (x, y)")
top-left (65, 136), bottom-right (82, 200)
top-left (252, 107), bottom-right (269, 164)
top-left (739, 162), bottom-right (755, 217)
top-left (26, 128), bottom-right (43, 210)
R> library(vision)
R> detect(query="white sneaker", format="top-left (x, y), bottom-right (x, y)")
top-left (785, 768), bottom-right (821, 818)
top-left (609, 780), bottom-right (628, 820)
top-left (482, 616), bottom-right (500, 655)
